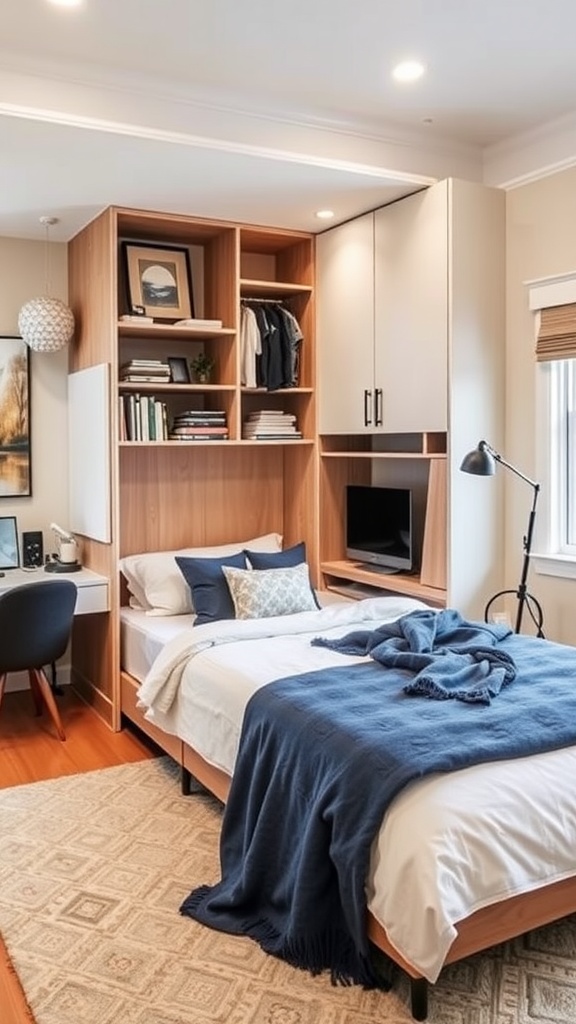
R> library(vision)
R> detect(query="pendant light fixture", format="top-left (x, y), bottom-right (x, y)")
top-left (18, 216), bottom-right (75, 353)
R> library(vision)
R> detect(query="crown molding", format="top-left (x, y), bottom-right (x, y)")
top-left (0, 57), bottom-right (484, 186)
top-left (483, 110), bottom-right (576, 189)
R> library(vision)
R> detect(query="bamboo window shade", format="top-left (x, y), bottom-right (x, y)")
top-left (536, 303), bottom-right (576, 361)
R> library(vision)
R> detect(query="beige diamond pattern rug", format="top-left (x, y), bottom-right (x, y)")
top-left (1, 757), bottom-right (576, 1024)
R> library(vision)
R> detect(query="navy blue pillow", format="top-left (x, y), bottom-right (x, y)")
top-left (175, 552), bottom-right (246, 626)
top-left (244, 541), bottom-right (306, 569)
top-left (244, 542), bottom-right (319, 608)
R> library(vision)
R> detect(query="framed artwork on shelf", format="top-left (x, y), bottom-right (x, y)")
top-left (168, 356), bottom-right (191, 383)
top-left (0, 336), bottom-right (31, 497)
top-left (0, 515), bottom-right (20, 569)
top-left (122, 242), bottom-right (194, 320)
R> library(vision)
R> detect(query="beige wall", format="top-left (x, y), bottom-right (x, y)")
top-left (0, 236), bottom-right (70, 560)
top-left (506, 167), bottom-right (576, 644)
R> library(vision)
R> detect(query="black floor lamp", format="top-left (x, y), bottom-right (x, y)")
top-left (460, 440), bottom-right (545, 637)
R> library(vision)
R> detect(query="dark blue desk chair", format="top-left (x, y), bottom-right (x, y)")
top-left (0, 580), bottom-right (77, 741)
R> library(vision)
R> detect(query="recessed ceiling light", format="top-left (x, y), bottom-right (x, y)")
top-left (315, 210), bottom-right (335, 220)
top-left (47, 0), bottom-right (83, 7)
top-left (392, 60), bottom-right (425, 83)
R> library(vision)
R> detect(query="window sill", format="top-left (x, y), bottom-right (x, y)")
top-left (533, 552), bottom-right (576, 580)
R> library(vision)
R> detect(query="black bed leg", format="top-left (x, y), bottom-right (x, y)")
top-left (181, 767), bottom-right (192, 795)
top-left (410, 977), bottom-right (428, 1021)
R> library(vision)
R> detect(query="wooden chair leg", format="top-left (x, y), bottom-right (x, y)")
top-left (28, 669), bottom-right (43, 716)
top-left (32, 668), bottom-right (66, 741)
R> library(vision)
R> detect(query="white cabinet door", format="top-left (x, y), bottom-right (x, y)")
top-left (374, 183), bottom-right (448, 433)
top-left (316, 213), bottom-right (376, 433)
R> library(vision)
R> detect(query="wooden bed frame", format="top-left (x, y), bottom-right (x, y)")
top-left (120, 667), bottom-right (576, 1021)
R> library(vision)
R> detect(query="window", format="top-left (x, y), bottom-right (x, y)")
top-left (546, 360), bottom-right (576, 554)
top-left (534, 313), bottom-right (576, 577)
top-left (529, 278), bottom-right (576, 578)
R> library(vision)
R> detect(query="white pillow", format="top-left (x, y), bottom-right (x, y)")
top-left (222, 562), bottom-right (318, 620)
top-left (120, 533), bottom-right (282, 616)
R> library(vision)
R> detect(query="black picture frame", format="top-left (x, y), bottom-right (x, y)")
top-left (0, 336), bottom-right (31, 497)
top-left (122, 241), bottom-right (194, 321)
top-left (0, 515), bottom-right (20, 569)
top-left (168, 356), bottom-right (191, 383)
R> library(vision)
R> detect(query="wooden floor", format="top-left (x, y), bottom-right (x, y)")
top-left (0, 686), bottom-right (161, 1024)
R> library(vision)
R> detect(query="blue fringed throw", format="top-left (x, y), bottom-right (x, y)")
top-left (313, 608), bottom-right (517, 703)
top-left (181, 619), bottom-right (576, 988)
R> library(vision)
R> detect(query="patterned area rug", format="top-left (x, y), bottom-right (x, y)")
top-left (1, 758), bottom-right (576, 1024)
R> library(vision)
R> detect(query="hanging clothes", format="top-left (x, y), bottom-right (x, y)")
top-left (240, 304), bottom-right (261, 388)
top-left (240, 300), bottom-right (304, 390)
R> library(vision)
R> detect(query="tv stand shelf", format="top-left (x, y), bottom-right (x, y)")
top-left (320, 560), bottom-right (447, 606)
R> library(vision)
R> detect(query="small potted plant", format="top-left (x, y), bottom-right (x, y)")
top-left (190, 352), bottom-right (215, 384)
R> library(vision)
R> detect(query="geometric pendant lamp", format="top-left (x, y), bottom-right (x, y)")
top-left (18, 216), bottom-right (75, 353)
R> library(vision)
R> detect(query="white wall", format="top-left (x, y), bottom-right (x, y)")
top-left (506, 167), bottom-right (576, 644)
top-left (0, 236), bottom-right (70, 556)
top-left (0, 236), bottom-right (72, 692)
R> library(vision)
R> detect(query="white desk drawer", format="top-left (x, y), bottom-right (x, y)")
top-left (75, 582), bottom-right (108, 614)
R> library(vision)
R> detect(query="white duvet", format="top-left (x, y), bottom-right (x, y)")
top-left (137, 596), bottom-right (576, 983)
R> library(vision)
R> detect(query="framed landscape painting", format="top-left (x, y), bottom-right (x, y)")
top-left (122, 242), bottom-right (194, 320)
top-left (0, 336), bottom-right (31, 497)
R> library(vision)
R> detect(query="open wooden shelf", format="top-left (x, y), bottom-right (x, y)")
top-left (321, 560), bottom-right (446, 605)
top-left (118, 322), bottom-right (236, 339)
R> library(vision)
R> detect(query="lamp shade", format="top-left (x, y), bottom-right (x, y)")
top-left (18, 297), bottom-right (75, 353)
top-left (460, 443), bottom-right (496, 476)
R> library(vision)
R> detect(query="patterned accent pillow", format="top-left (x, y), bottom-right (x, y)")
top-left (222, 562), bottom-right (318, 620)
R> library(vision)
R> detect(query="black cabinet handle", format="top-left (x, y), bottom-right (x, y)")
top-left (364, 389), bottom-right (372, 426)
top-left (375, 388), bottom-right (383, 427)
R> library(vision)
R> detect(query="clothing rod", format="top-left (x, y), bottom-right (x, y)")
top-left (241, 297), bottom-right (287, 304)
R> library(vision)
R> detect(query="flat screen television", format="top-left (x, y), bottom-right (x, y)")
top-left (345, 485), bottom-right (413, 573)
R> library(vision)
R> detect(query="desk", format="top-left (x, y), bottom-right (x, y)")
top-left (0, 567), bottom-right (109, 614)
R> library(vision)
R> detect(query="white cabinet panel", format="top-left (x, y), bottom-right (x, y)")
top-left (374, 184), bottom-right (448, 433)
top-left (317, 213), bottom-right (375, 433)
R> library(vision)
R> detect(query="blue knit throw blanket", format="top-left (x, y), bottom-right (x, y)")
top-left (181, 616), bottom-right (576, 988)
top-left (312, 608), bottom-right (516, 703)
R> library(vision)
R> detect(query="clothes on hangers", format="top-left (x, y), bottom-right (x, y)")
top-left (240, 300), bottom-right (303, 390)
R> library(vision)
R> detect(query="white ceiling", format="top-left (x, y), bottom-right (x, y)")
top-left (2, 0), bottom-right (576, 241)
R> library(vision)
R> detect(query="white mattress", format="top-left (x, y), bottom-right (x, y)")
top-left (121, 607), bottom-right (195, 682)
top-left (120, 589), bottom-right (349, 682)
top-left (132, 597), bottom-right (576, 984)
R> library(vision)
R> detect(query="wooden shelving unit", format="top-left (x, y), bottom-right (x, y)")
top-left (68, 206), bottom-right (317, 729)
top-left (320, 560), bottom-right (446, 606)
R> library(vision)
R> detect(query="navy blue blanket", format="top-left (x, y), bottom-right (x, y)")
top-left (313, 608), bottom-right (517, 703)
top-left (181, 620), bottom-right (576, 988)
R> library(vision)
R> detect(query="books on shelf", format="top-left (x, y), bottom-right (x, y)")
top-left (173, 318), bottom-right (223, 329)
top-left (169, 431), bottom-right (229, 440)
top-left (244, 433), bottom-right (303, 440)
top-left (119, 394), bottom-right (169, 442)
top-left (169, 409), bottom-right (229, 441)
top-left (170, 425), bottom-right (228, 435)
top-left (242, 409), bottom-right (301, 440)
top-left (120, 359), bottom-right (171, 384)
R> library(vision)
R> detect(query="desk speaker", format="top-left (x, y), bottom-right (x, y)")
top-left (22, 530), bottom-right (43, 568)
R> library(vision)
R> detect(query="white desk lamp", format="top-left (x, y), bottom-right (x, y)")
top-left (45, 522), bottom-right (81, 572)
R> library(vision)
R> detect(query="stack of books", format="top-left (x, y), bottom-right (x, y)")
top-left (169, 410), bottom-right (228, 441)
top-left (120, 359), bottom-right (171, 383)
top-left (120, 394), bottom-right (169, 441)
top-left (174, 318), bottom-right (223, 330)
top-left (243, 410), bottom-right (302, 440)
